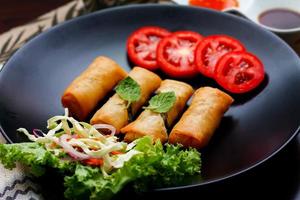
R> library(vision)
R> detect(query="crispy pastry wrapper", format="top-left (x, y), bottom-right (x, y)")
top-left (90, 67), bottom-right (162, 133)
top-left (61, 56), bottom-right (127, 120)
top-left (121, 109), bottom-right (168, 143)
top-left (121, 79), bottom-right (194, 143)
top-left (169, 87), bottom-right (234, 149)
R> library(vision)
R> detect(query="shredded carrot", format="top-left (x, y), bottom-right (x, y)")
top-left (83, 158), bottom-right (104, 166)
top-left (111, 151), bottom-right (124, 155)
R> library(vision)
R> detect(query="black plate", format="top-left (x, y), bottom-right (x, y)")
top-left (0, 4), bottom-right (300, 189)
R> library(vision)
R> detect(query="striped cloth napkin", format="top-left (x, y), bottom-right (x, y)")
top-left (0, 1), bottom-right (172, 199)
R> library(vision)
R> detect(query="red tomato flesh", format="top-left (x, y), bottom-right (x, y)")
top-left (195, 35), bottom-right (245, 78)
top-left (127, 26), bottom-right (170, 70)
top-left (157, 31), bottom-right (203, 78)
top-left (214, 51), bottom-right (265, 93)
top-left (189, 0), bottom-right (238, 11)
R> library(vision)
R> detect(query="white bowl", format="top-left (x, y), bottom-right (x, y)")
top-left (225, 0), bottom-right (300, 33)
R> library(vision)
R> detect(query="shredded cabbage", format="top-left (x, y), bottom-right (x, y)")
top-left (17, 108), bottom-right (140, 175)
top-left (0, 111), bottom-right (201, 200)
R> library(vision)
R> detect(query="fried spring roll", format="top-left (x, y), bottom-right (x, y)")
top-left (169, 87), bottom-right (234, 149)
top-left (121, 79), bottom-right (194, 143)
top-left (90, 67), bottom-right (162, 133)
top-left (156, 80), bottom-right (194, 127)
top-left (61, 56), bottom-right (127, 120)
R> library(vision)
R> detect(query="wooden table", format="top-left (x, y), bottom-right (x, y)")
top-left (0, 0), bottom-right (71, 33)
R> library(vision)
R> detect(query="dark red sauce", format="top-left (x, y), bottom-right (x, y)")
top-left (259, 8), bottom-right (300, 29)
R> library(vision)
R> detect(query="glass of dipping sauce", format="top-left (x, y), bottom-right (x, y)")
top-left (259, 8), bottom-right (300, 30)
top-left (222, 0), bottom-right (300, 54)
top-left (177, 0), bottom-right (300, 54)
top-left (257, 7), bottom-right (300, 54)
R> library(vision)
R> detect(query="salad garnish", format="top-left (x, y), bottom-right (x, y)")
top-left (18, 108), bottom-right (140, 176)
top-left (0, 109), bottom-right (201, 200)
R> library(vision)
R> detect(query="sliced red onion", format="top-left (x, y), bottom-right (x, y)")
top-left (93, 124), bottom-right (116, 136)
top-left (59, 134), bottom-right (90, 160)
top-left (32, 129), bottom-right (45, 137)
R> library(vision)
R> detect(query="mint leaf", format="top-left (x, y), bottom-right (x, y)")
top-left (145, 91), bottom-right (176, 113)
top-left (115, 76), bottom-right (141, 107)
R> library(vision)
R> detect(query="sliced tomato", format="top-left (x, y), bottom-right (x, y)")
top-left (127, 26), bottom-right (171, 70)
top-left (214, 51), bottom-right (265, 93)
top-left (157, 31), bottom-right (203, 78)
top-left (82, 158), bottom-right (103, 166)
top-left (195, 35), bottom-right (245, 78)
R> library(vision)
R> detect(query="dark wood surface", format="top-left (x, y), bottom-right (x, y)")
top-left (0, 0), bottom-right (71, 33)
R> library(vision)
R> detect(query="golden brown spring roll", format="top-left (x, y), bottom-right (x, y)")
top-left (61, 56), bottom-right (127, 120)
top-left (169, 87), bottom-right (234, 149)
top-left (121, 79), bottom-right (194, 143)
top-left (90, 67), bottom-right (162, 133)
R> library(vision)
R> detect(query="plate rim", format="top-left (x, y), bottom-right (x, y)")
top-left (2, 3), bottom-right (299, 68)
top-left (0, 3), bottom-right (300, 190)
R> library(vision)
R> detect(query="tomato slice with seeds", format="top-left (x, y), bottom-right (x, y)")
top-left (195, 35), bottom-right (245, 78)
top-left (214, 51), bottom-right (265, 94)
top-left (127, 26), bottom-right (171, 70)
top-left (157, 31), bottom-right (203, 78)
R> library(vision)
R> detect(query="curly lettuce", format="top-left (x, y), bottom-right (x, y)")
top-left (0, 142), bottom-right (75, 176)
top-left (0, 137), bottom-right (201, 200)
top-left (64, 137), bottom-right (201, 200)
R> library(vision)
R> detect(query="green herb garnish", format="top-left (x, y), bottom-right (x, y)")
top-left (115, 76), bottom-right (141, 108)
top-left (144, 91), bottom-right (176, 114)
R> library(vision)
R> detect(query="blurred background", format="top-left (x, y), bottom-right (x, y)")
top-left (0, 0), bottom-right (164, 34)
top-left (1, 0), bottom-right (299, 54)
top-left (0, 0), bottom-right (71, 33)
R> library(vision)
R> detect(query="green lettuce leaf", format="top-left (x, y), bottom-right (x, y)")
top-left (0, 137), bottom-right (201, 200)
top-left (64, 137), bottom-right (201, 200)
top-left (0, 142), bottom-right (74, 176)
